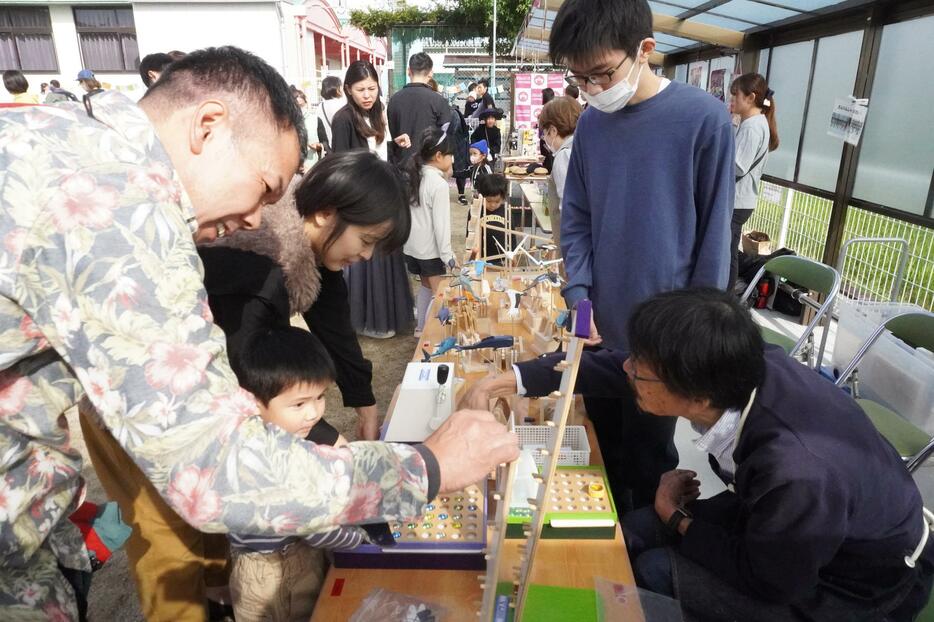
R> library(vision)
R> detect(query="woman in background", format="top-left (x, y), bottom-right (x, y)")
top-left (538, 95), bottom-right (582, 249)
top-left (316, 76), bottom-right (344, 155)
top-left (729, 73), bottom-right (780, 292)
top-left (330, 61), bottom-right (413, 338)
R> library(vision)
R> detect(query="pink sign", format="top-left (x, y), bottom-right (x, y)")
top-left (515, 74), bottom-right (532, 89)
top-left (548, 74), bottom-right (565, 89)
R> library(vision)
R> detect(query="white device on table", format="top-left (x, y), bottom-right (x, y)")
top-left (382, 362), bottom-right (456, 442)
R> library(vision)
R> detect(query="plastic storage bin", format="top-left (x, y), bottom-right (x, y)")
top-left (832, 300), bottom-right (934, 434)
top-left (516, 425), bottom-right (591, 469)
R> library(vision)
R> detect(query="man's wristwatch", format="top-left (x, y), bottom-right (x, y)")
top-left (665, 507), bottom-right (692, 536)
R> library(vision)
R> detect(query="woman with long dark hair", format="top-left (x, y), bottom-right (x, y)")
top-left (729, 72), bottom-right (779, 291)
top-left (330, 61), bottom-right (413, 338)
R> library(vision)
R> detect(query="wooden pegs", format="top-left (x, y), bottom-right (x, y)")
top-left (493, 492), bottom-right (503, 501)
top-left (548, 390), bottom-right (563, 399)
top-left (553, 360), bottom-right (569, 372)
top-left (544, 419), bottom-right (556, 427)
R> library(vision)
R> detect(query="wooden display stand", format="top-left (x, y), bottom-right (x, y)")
top-left (310, 278), bottom-right (636, 622)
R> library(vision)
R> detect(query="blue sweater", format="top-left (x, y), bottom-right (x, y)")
top-left (561, 81), bottom-right (734, 350)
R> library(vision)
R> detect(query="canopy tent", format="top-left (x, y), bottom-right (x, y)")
top-left (513, 0), bottom-right (876, 65)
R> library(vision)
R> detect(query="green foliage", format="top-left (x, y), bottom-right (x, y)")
top-left (350, 0), bottom-right (534, 53)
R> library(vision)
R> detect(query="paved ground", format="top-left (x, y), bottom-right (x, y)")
top-left (81, 185), bottom-right (471, 620)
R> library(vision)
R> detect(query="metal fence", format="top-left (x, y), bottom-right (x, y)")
top-left (744, 181), bottom-right (934, 311)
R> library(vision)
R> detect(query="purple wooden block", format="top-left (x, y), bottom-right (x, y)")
top-left (573, 300), bottom-right (592, 339)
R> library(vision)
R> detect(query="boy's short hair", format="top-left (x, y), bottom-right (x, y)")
top-left (550, 0), bottom-right (652, 66)
top-left (477, 173), bottom-right (507, 199)
top-left (233, 327), bottom-right (336, 406)
top-left (564, 84), bottom-right (580, 99)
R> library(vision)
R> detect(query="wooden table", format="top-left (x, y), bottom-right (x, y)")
top-left (519, 182), bottom-right (552, 234)
top-left (311, 282), bottom-right (634, 622)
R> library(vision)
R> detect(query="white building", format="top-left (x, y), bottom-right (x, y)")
top-left (1, 0), bottom-right (387, 103)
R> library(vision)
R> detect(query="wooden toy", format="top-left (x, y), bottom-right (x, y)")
top-left (506, 466), bottom-right (618, 540)
top-left (333, 482), bottom-right (487, 571)
top-left (475, 300), bottom-right (593, 620)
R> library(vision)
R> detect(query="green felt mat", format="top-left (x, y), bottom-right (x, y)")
top-left (520, 584), bottom-right (597, 622)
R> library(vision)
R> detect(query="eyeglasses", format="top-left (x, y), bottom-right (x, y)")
top-left (564, 56), bottom-right (628, 87)
top-left (624, 361), bottom-right (663, 384)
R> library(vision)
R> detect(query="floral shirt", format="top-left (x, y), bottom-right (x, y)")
top-left (0, 92), bottom-right (432, 618)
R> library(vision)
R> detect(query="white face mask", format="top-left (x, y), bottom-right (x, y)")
top-left (542, 130), bottom-right (556, 154)
top-left (582, 45), bottom-right (646, 114)
top-left (470, 154), bottom-right (483, 165)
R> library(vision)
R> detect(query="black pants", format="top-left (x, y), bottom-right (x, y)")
top-left (456, 176), bottom-right (466, 196)
top-left (584, 377), bottom-right (678, 513)
top-left (729, 209), bottom-right (754, 293)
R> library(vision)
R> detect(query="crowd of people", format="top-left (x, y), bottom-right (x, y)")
top-left (1, 0), bottom-right (932, 621)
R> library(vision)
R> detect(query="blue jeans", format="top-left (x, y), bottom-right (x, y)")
top-left (622, 506), bottom-right (676, 597)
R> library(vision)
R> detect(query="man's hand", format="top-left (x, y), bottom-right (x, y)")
top-left (654, 469), bottom-right (701, 522)
top-left (458, 371), bottom-right (519, 411)
top-left (423, 409), bottom-right (519, 493)
top-left (355, 405), bottom-right (380, 441)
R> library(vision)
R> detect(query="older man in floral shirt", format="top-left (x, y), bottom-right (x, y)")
top-left (0, 47), bottom-right (517, 619)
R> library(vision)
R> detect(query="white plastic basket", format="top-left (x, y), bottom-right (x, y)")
top-left (516, 425), bottom-right (591, 468)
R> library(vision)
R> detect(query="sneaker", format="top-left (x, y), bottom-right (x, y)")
top-left (458, 195), bottom-right (468, 205)
top-left (360, 328), bottom-right (396, 339)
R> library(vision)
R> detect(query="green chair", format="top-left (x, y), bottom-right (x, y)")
top-left (835, 311), bottom-right (934, 472)
top-left (740, 255), bottom-right (841, 369)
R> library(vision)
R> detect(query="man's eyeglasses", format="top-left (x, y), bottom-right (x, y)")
top-left (564, 56), bottom-right (627, 87)
top-left (624, 361), bottom-right (663, 384)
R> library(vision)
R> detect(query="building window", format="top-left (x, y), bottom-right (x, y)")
top-left (0, 7), bottom-right (58, 72)
top-left (74, 7), bottom-right (139, 72)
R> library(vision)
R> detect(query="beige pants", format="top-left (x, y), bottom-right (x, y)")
top-left (79, 409), bottom-right (230, 622)
top-left (230, 542), bottom-right (326, 622)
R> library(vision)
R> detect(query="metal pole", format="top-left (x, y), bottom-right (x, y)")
top-left (492, 0), bottom-right (498, 93)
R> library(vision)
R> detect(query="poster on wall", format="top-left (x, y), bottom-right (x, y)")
top-left (828, 97), bottom-right (869, 146)
top-left (688, 61), bottom-right (708, 91)
top-left (709, 69), bottom-right (726, 102)
top-left (513, 72), bottom-right (565, 129)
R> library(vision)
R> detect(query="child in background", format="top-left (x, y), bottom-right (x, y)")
top-left (471, 173), bottom-right (509, 265)
top-left (228, 326), bottom-right (362, 622)
top-left (470, 109), bottom-right (502, 164)
top-left (466, 140), bottom-right (494, 236)
top-left (403, 127), bottom-right (457, 337)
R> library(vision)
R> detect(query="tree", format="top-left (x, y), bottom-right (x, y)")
top-left (350, 0), bottom-right (534, 54)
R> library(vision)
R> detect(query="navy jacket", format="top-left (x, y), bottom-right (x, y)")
top-left (518, 346), bottom-right (927, 607)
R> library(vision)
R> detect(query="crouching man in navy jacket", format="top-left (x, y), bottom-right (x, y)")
top-left (462, 288), bottom-right (933, 621)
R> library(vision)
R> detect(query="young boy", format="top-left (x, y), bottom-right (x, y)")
top-left (471, 173), bottom-right (509, 265)
top-left (469, 139), bottom-right (493, 190)
top-left (470, 109), bottom-right (502, 163)
top-left (227, 326), bottom-right (361, 621)
top-left (550, 0), bottom-right (734, 511)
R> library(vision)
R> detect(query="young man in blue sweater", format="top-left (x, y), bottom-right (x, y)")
top-left (549, 0), bottom-right (734, 510)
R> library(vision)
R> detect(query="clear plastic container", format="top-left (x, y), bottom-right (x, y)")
top-left (832, 300), bottom-right (934, 434)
